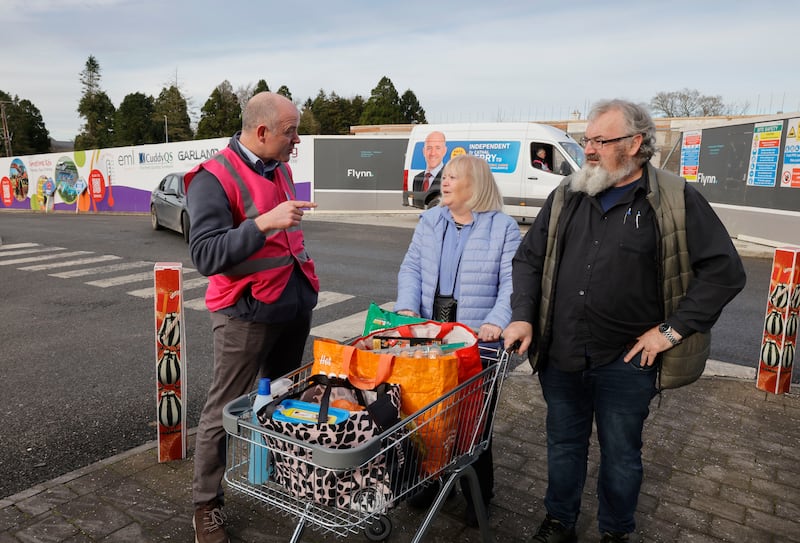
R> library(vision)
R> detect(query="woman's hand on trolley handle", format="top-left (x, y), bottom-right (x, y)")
top-left (502, 321), bottom-right (532, 355)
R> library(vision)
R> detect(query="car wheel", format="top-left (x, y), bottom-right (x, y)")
top-left (181, 212), bottom-right (190, 243)
top-left (150, 205), bottom-right (162, 230)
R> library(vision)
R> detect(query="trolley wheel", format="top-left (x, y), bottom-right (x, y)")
top-left (365, 514), bottom-right (392, 541)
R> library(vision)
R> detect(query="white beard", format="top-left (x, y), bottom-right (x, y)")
top-left (570, 158), bottom-right (638, 197)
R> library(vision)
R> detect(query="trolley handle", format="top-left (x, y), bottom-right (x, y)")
top-left (223, 393), bottom-right (252, 435)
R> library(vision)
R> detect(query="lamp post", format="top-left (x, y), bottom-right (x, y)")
top-left (164, 115), bottom-right (169, 143)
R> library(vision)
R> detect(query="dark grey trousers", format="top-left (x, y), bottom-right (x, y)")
top-left (192, 311), bottom-right (310, 505)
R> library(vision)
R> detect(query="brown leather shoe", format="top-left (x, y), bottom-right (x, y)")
top-left (193, 501), bottom-right (229, 543)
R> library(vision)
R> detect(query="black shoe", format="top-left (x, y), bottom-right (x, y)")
top-left (532, 514), bottom-right (577, 543)
top-left (600, 532), bottom-right (630, 542)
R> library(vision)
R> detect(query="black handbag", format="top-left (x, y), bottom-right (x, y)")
top-left (432, 293), bottom-right (458, 322)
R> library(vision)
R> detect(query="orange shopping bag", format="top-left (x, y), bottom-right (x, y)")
top-left (312, 321), bottom-right (482, 475)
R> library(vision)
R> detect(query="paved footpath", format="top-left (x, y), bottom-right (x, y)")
top-left (1, 372), bottom-right (798, 543)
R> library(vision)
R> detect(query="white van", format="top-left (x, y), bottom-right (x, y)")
top-left (402, 122), bottom-right (584, 221)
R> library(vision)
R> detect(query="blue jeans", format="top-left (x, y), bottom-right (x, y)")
top-left (538, 351), bottom-right (658, 534)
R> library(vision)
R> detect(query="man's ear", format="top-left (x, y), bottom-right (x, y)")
top-left (628, 134), bottom-right (643, 158)
top-left (257, 124), bottom-right (268, 140)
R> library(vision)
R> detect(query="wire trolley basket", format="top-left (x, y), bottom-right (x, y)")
top-left (223, 344), bottom-right (510, 542)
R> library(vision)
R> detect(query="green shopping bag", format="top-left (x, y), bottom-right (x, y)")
top-left (362, 301), bottom-right (428, 336)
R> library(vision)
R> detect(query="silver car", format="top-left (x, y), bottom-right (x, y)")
top-left (150, 173), bottom-right (190, 243)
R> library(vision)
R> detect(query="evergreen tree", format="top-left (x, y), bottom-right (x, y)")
top-left (359, 76), bottom-right (404, 125)
top-left (400, 90), bottom-right (426, 123)
top-left (115, 92), bottom-right (159, 146)
top-left (154, 85), bottom-right (193, 142)
top-left (306, 90), bottom-right (366, 135)
top-left (75, 55), bottom-right (116, 150)
top-left (253, 79), bottom-right (270, 94)
top-left (298, 98), bottom-right (320, 135)
top-left (196, 80), bottom-right (242, 139)
top-left (276, 85), bottom-right (293, 101)
top-left (0, 91), bottom-right (51, 156)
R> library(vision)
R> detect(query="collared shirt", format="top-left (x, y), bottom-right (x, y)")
top-left (427, 163), bottom-right (444, 179)
top-left (236, 138), bottom-right (278, 178)
top-left (511, 168), bottom-right (746, 372)
top-left (548, 174), bottom-right (662, 368)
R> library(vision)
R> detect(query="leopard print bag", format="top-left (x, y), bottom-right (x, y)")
top-left (258, 378), bottom-right (408, 513)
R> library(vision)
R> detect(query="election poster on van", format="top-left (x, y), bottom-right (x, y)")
top-left (409, 140), bottom-right (521, 174)
top-left (746, 121), bottom-right (784, 187)
top-left (680, 130), bottom-right (701, 182)
top-left (780, 117), bottom-right (800, 189)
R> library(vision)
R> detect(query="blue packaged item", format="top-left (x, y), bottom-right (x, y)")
top-left (272, 399), bottom-right (350, 424)
top-left (248, 378), bottom-right (273, 484)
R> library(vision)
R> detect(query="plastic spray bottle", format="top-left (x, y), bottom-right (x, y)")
top-left (247, 377), bottom-right (273, 484)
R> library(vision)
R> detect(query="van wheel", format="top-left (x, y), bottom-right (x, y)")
top-left (425, 195), bottom-right (441, 209)
top-left (151, 205), bottom-right (162, 230)
top-left (181, 212), bottom-right (190, 243)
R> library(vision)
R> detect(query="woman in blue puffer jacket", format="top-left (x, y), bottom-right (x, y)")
top-left (395, 153), bottom-right (521, 526)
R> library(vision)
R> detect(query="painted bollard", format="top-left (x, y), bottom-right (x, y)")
top-left (154, 263), bottom-right (187, 461)
top-left (756, 247), bottom-right (800, 394)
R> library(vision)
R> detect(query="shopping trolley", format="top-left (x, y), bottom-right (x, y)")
top-left (222, 344), bottom-right (510, 542)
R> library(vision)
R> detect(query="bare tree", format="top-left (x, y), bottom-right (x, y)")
top-left (697, 95), bottom-right (726, 116)
top-left (676, 89), bottom-right (701, 117)
top-left (650, 88), bottom-right (742, 118)
top-left (650, 91), bottom-right (679, 117)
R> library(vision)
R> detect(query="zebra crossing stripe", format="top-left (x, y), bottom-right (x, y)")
top-left (86, 271), bottom-right (157, 287)
top-left (0, 246), bottom-right (66, 258)
top-left (50, 261), bottom-right (154, 278)
top-left (316, 291), bottom-right (354, 309)
top-left (310, 301), bottom-right (393, 342)
top-left (0, 242), bottom-right (40, 251)
top-left (127, 276), bottom-right (208, 298)
top-left (3, 242), bottom-right (375, 335)
top-left (0, 250), bottom-right (93, 266)
top-left (86, 268), bottom-right (197, 287)
top-left (183, 298), bottom-right (207, 311)
top-left (19, 255), bottom-right (122, 271)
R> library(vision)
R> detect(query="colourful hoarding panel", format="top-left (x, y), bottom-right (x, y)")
top-left (747, 121), bottom-right (784, 187)
top-left (780, 117), bottom-right (800, 189)
top-left (681, 130), bottom-right (702, 182)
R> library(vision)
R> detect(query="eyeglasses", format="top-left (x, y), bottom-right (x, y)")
top-left (579, 133), bottom-right (641, 148)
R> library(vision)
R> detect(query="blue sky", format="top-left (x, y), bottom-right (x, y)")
top-left (3, 0), bottom-right (798, 141)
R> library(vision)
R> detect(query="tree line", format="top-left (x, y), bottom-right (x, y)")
top-left (0, 55), bottom-right (748, 158)
top-left (0, 55), bottom-right (427, 156)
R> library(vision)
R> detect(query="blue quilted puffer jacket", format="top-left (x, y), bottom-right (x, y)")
top-left (395, 206), bottom-right (521, 331)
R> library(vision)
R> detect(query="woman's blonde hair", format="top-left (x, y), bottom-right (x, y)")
top-left (442, 154), bottom-right (503, 212)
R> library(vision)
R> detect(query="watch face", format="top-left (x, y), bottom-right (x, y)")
top-left (659, 324), bottom-right (669, 333)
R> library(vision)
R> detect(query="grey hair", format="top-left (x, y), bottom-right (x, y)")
top-left (442, 154), bottom-right (503, 212)
top-left (589, 99), bottom-right (656, 164)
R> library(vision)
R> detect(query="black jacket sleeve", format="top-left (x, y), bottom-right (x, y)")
top-left (186, 169), bottom-right (266, 277)
top-left (667, 183), bottom-right (747, 336)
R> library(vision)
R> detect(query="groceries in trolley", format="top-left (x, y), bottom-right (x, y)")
top-left (222, 317), bottom-right (510, 542)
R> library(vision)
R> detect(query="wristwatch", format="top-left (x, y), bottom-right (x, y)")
top-left (658, 323), bottom-right (682, 346)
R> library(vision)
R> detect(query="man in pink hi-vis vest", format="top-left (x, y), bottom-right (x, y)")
top-left (185, 92), bottom-right (319, 543)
